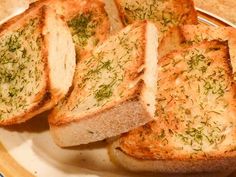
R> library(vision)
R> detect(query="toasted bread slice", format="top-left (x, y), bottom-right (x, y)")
top-left (109, 40), bottom-right (236, 173)
top-left (159, 25), bottom-right (236, 73)
top-left (158, 26), bottom-right (186, 58)
top-left (27, 0), bottom-right (110, 59)
top-left (0, 6), bottom-right (75, 125)
top-left (181, 25), bottom-right (236, 78)
top-left (115, 0), bottom-right (198, 38)
top-left (49, 21), bottom-right (159, 147)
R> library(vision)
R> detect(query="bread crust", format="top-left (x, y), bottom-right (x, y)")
top-left (50, 93), bottom-right (154, 146)
top-left (114, 0), bottom-right (198, 27)
top-left (0, 6), bottom-right (75, 125)
top-left (1, 0), bottom-right (110, 60)
top-left (158, 25), bottom-right (236, 77)
top-left (109, 140), bottom-right (236, 173)
top-left (109, 40), bottom-right (236, 173)
top-left (27, 0), bottom-right (110, 58)
top-left (180, 24), bottom-right (236, 79)
top-left (49, 80), bottom-right (144, 125)
top-left (158, 26), bottom-right (186, 58)
top-left (0, 7), bottom-right (48, 125)
top-left (49, 21), bottom-right (159, 146)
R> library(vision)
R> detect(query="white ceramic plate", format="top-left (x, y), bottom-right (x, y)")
top-left (0, 2), bottom-right (236, 177)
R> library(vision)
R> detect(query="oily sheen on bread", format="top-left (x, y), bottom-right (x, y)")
top-left (114, 0), bottom-right (198, 38)
top-left (0, 6), bottom-right (75, 125)
top-left (109, 40), bottom-right (236, 173)
top-left (27, 0), bottom-right (110, 59)
top-left (49, 21), bottom-right (159, 147)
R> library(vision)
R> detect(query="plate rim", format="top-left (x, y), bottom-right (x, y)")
top-left (0, 7), bottom-right (235, 177)
top-left (196, 7), bottom-right (236, 28)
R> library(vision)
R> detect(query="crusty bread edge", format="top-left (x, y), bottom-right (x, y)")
top-left (48, 21), bottom-right (159, 146)
top-left (0, 6), bottom-right (75, 125)
top-left (0, 6), bottom-right (50, 125)
top-left (113, 0), bottom-right (127, 26)
top-left (0, 0), bottom-right (53, 34)
top-left (48, 21), bottom-right (156, 125)
top-left (108, 40), bottom-right (236, 173)
top-left (180, 25), bottom-right (236, 79)
top-left (179, 0), bottom-right (198, 25)
top-left (158, 26), bottom-right (186, 58)
top-left (114, 0), bottom-right (198, 26)
top-left (108, 140), bottom-right (236, 173)
top-left (50, 93), bottom-right (155, 146)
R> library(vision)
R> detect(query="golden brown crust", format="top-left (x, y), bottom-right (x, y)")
top-left (0, 0), bottom-right (45, 35)
top-left (0, 5), bottom-right (74, 125)
top-left (179, 0), bottom-right (198, 24)
top-left (0, 7), bottom-right (48, 125)
top-left (114, 0), bottom-right (125, 25)
top-left (1, 0), bottom-right (110, 59)
top-left (114, 0), bottom-right (198, 31)
top-left (44, 0), bottom-right (110, 59)
top-left (118, 40), bottom-right (236, 163)
top-left (158, 25), bottom-right (236, 73)
top-left (49, 21), bottom-right (148, 126)
top-left (0, 7), bottom-right (52, 125)
top-left (49, 81), bottom-right (144, 126)
top-left (158, 26), bottom-right (186, 58)
top-left (180, 25), bottom-right (236, 79)
top-left (109, 140), bottom-right (236, 173)
top-left (65, 0), bottom-right (110, 58)
top-left (0, 92), bottom-right (51, 125)
top-left (48, 21), bottom-right (159, 146)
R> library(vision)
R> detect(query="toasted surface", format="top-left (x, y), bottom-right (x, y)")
top-left (158, 26), bottom-right (185, 58)
top-left (0, 6), bottom-right (75, 125)
top-left (115, 0), bottom-right (198, 38)
top-left (49, 21), bottom-right (159, 146)
top-left (102, 0), bottom-right (124, 33)
top-left (28, 0), bottom-right (110, 59)
top-left (110, 40), bottom-right (236, 172)
top-left (181, 25), bottom-right (236, 79)
top-left (159, 25), bottom-right (236, 74)
top-left (58, 0), bottom-right (110, 58)
top-left (109, 139), bottom-right (236, 173)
